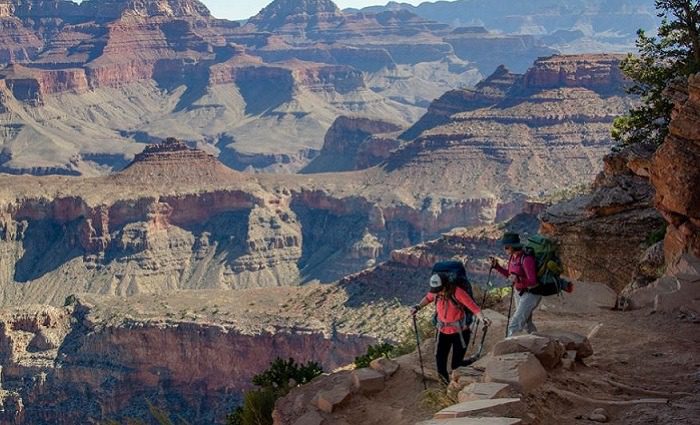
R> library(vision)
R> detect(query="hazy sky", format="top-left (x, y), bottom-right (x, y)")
top-left (203, 1), bottom-right (428, 20)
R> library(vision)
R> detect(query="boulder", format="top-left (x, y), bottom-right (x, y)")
top-left (458, 382), bottom-right (513, 403)
top-left (539, 281), bottom-right (617, 314)
top-left (351, 368), bottom-right (385, 394)
top-left (561, 350), bottom-right (577, 370)
top-left (625, 276), bottom-right (681, 310)
top-left (492, 335), bottom-right (565, 369)
top-left (292, 410), bottom-right (325, 425)
top-left (369, 357), bottom-right (399, 377)
top-left (534, 331), bottom-right (593, 359)
top-left (314, 383), bottom-right (352, 413)
top-left (433, 398), bottom-right (524, 419)
top-left (417, 418), bottom-right (522, 425)
top-left (484, 353), bottom-right (547, 393)
top-left (627, 254), bottom-right (700, 312)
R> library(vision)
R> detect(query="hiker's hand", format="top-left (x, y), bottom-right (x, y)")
top-left (477, 313), bottom-right (491, 327)
top-left (508, 274), bottom-right (517, 285)
top-left (410, 305), bottom-right (420, 316)
top-left (489, 256), bottom-right (499, 268)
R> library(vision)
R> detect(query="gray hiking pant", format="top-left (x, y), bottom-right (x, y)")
top-left (507, 290), bottom-right (542, 337)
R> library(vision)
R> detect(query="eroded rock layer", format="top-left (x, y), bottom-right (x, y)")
top-left (0, 140), bottom-right (526, 307)
top-left (651, 74), bottom-right (700, 264)
top-left (0, 299), bottom-right (375, 424)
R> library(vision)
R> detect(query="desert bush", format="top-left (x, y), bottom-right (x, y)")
top-left (353, 342), bottom-right (395, 368)
top-left (226, 358), bottom-right (323, 425)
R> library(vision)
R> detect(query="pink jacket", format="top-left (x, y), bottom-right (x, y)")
top-left (424, 287), bottom-right (481, 334)
top-left (495, 252), bottom-right (537, 291)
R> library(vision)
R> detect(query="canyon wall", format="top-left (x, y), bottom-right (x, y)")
top-left (651, 74), bottom-right (700, 265)
top-left (0, 301), bottom-right (375, 424)
top-left (0, 141), bottom-right (515, 307)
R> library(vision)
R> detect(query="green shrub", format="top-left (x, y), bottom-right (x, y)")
top-left (645, 223), bottom-right (667, 247)
top-left (353, 342), bottom-right (395, 368)
top-left (226, 389), bottom-right (277, 425)
top-left (252, 358), bottom-right (323, 393)
top-left (226, 358), bottom-right (323, 425)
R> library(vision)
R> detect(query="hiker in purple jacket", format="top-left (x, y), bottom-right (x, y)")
top-left (490, 232), bottom-right (541, 337)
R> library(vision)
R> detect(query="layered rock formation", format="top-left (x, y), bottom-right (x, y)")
top-left (0, 296), bottom-right (376, 424)
top-left (374, 54), bottom-right (635, 205)
top-left (349, 0), bottom-right (659, 54)
top-left (0, 140), bottom-right (532, 307)
top-left (0, 0), bottom-right (490, 175)
top-left (651, 75), bottom-right (700, 264)
top-left (541, 73), bottom-right (700, 295)
top-left (302, 116), bottom-right (403, 173)
top-left (540, 144), bottom-right (664, 292)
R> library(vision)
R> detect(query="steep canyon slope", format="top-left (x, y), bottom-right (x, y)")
top-left (312, 55), bottom-right (635, 203)
top-left (0, 0), bottom-right (552, 175)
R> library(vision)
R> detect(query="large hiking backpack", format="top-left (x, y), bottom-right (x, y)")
top-left (430, 260), bottom-right (475, 326)
top-left (522, 235), bottom-right (568, 296)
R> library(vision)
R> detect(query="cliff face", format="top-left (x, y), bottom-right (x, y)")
top-left (0, 141), bottom-right (518, 307)
top-left (651, 74), bottom-right (700, 264)
top-left (302, 116), bottom-right (403, 173)
top-left (540, 145), bottom-right (664, 292)
top-left (1, 0), bottom-right (627, 175)
top-left (540, 73), bottom-right (700, 294)
top-left (0, 301), bottom-right (375, 424)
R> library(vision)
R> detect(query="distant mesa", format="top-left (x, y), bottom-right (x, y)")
top-left (247, 0), bottom-right (343, 32)
top-left (119, 137), bottom-right (239, 180)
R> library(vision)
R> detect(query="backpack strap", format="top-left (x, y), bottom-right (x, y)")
top-left (434, 294), bottom-right (468, 348)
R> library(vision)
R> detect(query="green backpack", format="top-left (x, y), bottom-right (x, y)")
top-left (522, 235), bottom-right (569, 296)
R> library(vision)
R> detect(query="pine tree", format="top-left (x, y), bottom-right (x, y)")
top-left (612, 1), bottom-right (700, 146)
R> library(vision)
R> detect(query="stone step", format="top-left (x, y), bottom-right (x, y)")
top-left (434, 398), bottom-right (523, 419)
top-left (416, 417), bottom-right (522, 425)
top-left (458, 382), bottom-right (512, 403)
top-left (484, 352), bottom-right (547, 393)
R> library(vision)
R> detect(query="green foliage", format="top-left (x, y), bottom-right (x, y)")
top-left (226, 389), bottom-right (277, 425)
top-left (645, 223), bottom-right (668, 246)
top-left (251, 358), bottom-right (323, 393)
top-left (353, 342), bottom-right (396, 368)
top-left (226, 358), bottom-right (323, 425)
top-left (612, 0), bottom-right (700, 146)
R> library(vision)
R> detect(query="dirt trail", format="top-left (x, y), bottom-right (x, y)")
top-left (301, 305), bottom-right (700, 425)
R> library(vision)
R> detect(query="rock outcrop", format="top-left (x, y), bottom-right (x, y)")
top-left (0, 141), bottom-right (537, 307)
top-left (651, 74), bottom-right (700, 264)
top-left (302, 116), bottom-right (403, 173)
top-left (382, 54), bottom-right (635, 206)
top-left (540, 144), bottom-right (664, 292)
top-left (0, 298), bottom-right (376, 424)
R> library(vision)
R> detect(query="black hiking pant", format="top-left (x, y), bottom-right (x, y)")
top-left (435, 328), bottom-right (471, 384)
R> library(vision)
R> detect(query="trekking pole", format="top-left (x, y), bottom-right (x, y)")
top-left (471, 266), bottom-right (493, 349)
top-left (464, 322), bottom-right (489, 365)
top-left (413, 315), bottom-right (427, 390)
top-left (505, 284), bottom-right (514, 338)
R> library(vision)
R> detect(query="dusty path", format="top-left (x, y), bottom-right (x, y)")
top-left (289, 305), bottom-right (700, 425)
top-left (529, 308), bottom-right (700, 424)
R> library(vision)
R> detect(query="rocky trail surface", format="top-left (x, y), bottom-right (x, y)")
top-left (273, 302), bottom-right (700, 425)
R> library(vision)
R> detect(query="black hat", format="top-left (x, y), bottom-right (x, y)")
top-left (500, 232), bottom-right (522, 249)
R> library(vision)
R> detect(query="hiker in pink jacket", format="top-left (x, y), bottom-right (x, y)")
top-left (411, 273), bottom-right (490, 383)
top-left (491, 232), bottom-right (540, 337)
